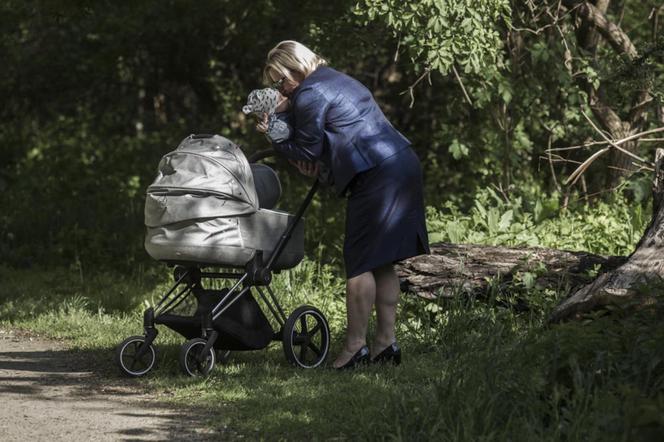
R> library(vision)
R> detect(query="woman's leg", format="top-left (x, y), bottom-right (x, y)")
top-left (372, 263), bottom-right (400, 357)
top-left (332, 271), bottom-right (376, 368)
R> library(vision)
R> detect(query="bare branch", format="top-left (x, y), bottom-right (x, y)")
top-left (543, 6), bottom-right (575, 73)
top-left (547, 134), bottom-right (562, 191)
top-left (539, 155), bottom-right (583, 165)
top-left (490, 183), bottom-right (511, 204)
top-left (581, 110), bottom-right (654, 166)
top-left (628, 89), bottom-right (655, 127)
top-left (547, 126), bottom-right (664, 152)
top-left (564, 146), bottom-right (610, 186)
top-left (452, 65), bottom-right (473, 106)
top-left (400, 67), bottom-right (432, 108)
top-left (651, 4), bottom-right (664, 42)
top-left (393, 37), bottom-right (401, 63)
top-left (511, 3), bottom-right (580, 35)
top-left (573, 181), bottom-right (625, 202)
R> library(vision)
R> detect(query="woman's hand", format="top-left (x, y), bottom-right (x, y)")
top-left (289, 160), bottom-right (319, 177)
top-left (255, 112), bottom-right (269, 133)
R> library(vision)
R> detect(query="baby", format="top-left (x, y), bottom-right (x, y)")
top-left (244, 88), bottom-right (334, 187)
top-left (242, 88), bottom-right (292, 143)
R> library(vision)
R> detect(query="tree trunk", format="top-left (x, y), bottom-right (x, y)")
top-left (561, 0), bottom-right (649, 188)
top-left (549, 148), bottom-right (664, 322)
top-left (395, 243), bottom-right (625, 300)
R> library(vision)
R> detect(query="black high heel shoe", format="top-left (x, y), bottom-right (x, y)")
top-left (334, 345), bottom-right (370, 370)
top-left (371, 342), bottom-right (401, 365)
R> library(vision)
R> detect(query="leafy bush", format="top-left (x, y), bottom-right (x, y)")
top-left (426, 187), bottom-right (649, 256)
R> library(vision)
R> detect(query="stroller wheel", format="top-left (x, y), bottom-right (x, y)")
top-left (179, 338), bottom-right (216, 377)
top-left (115, 336), bottom-right (157, 377)
top-left (283, 305), bottom-right (330, 368)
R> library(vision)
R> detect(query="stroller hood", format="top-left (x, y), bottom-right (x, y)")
top-left (145, 134), bottom-right (258, 227)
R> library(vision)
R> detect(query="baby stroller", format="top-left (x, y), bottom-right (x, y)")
top-left (115, 134), bottom-right (330, 377)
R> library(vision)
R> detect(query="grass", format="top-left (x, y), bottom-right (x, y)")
top-left (2, 196), bottom-right (664, 440)
top-left (2, 259), bottom-right (664, 441)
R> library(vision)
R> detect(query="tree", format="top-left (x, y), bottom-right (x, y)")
top-left (550, 149), bottom-right (664, 321)
top-left (551, 0), bottom-right (662, 186)
top-left (365, 0), bottom-right (664, 319)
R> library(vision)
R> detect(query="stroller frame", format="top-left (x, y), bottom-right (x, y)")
top-left (116, 150), bottom-right (330, 377)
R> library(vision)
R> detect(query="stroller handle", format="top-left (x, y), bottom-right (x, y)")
top-left (248, 149), bottom-right (277, 163)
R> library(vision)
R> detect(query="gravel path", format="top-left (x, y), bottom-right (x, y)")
top-left (0, 329), bottom-right (217, 441)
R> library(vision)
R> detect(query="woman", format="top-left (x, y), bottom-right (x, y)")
top-left (256, 40), bottom-right (429, 369)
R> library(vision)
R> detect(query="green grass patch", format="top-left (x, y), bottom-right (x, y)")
top-left (2, 197), bottom-right (663, 440)
top-left (3, 262), bottom-right (664, 440)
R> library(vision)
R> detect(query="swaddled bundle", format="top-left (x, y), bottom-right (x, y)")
top-left (242, 88), bottom-right (291, 143)
top-left (242, 88), bottom-right (335, 187)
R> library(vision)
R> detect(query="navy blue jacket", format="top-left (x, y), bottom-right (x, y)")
top-left (272, 66), bottom-right (411, 196)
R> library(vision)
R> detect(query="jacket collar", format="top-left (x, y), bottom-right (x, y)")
top-left (290, 65), bottom-right (328, 100)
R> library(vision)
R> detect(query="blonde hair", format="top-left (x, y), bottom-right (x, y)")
top-left (263, 40), bottom-right (327, 85)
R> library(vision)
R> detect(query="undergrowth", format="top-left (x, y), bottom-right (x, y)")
top-left (427, 188), bottom-right (648, 256)
top-left (1, 192), bottom-right (662, 440)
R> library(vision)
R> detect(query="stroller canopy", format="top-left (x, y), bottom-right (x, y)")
top-left (144, 133), bottom-right (303, 270)
top-left (145, 134), bottom-right (259, 227)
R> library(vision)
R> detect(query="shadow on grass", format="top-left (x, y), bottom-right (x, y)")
top-left (0, 336), bottom-right (223, 440)
top-left (144, 342), bottom-right (425, 440)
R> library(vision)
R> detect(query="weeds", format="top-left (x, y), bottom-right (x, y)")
top-left (1, 194), bottom-right (662, 440)
top-left (427, 188), bottom-right (649, 256)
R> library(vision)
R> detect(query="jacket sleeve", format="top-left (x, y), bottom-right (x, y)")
top-left (271, 87), bottom-right (328, 162)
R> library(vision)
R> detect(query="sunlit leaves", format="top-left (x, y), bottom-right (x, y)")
top-left (448, 138), bottom-right (470, 159)
top-left (354, 0), bottom-right (511, 78)
top-left (426, 187), bottom-right (648, 256)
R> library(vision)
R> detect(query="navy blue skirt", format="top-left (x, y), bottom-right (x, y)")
top-left (343, 147), bottom-right (430, 278)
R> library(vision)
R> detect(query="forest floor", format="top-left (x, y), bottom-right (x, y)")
top-left (0, 328), bottom-right (219, 441)
top-left (2, 264), bottom-right (663, 440)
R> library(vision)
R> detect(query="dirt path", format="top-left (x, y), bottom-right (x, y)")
top-left (0, 329), bottom-right (217, 441)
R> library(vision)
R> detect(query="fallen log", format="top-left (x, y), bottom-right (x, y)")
top-left (397, 149), bottom-right (664, 322)
top-left (396, 242), bottom-right (625, 300)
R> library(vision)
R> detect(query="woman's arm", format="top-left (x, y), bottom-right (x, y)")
top-left (289, 160), bottom-right (319, 177)
top-left (270, 87), bottom-right (329, 162)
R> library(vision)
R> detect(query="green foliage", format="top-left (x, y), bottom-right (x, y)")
top-left (1, 1), bottom-right (663, 438)
top-left (0, 0), bottom-right (366, 268)
top-left (448, 138), bottom-right (470, 160)
top-left (1, 0), bottom-right (660, 270)
top-left (396, 291), bottom-right (664, 441)
top-left (354, 0), bottom-right (511, 78)
top-left (427, 187), bottom-right (649, 256)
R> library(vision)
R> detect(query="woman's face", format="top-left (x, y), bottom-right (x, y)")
top-left (271, 71), bottom-right (303, 98)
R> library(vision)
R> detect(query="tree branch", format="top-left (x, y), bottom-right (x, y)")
top-left (577, 0), bottom-right (610, 53)
top-left (562, 0), bottom-right (638, 59)
top-left (587, 87), bottom-right (626, 135)
top-left (452, 65), bottom-right (473, 106)
top-left (581, 110), bottom-right (654, 167)
top-left (547, 126), bottom-right (664, 152)
top-left (400, 67), bottom-right (432, 109)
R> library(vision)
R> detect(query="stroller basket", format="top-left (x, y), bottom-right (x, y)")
top-left (156, 288), bottom-right (274, 351)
